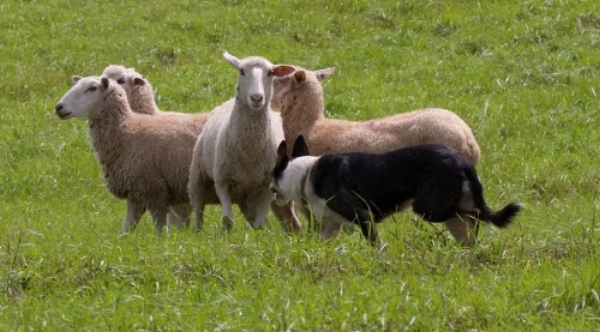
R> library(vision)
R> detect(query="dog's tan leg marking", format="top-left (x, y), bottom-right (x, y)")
top-left (444, 217), bottom-right (476, 247)
top-left (320, 217), bottom-right (345, 239)
top-left (270, 201), bottom-right (302, 234)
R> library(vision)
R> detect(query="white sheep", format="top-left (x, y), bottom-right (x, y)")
top-left (188, 52), bottom-right (296, 231)
top-left (55, 75), bottom-right (210, 235)
top-left (275, 69), bottom-right (483, 246)
top-left (102, 64), bottom-right (306, 234)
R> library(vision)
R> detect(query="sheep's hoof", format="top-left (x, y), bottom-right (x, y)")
top-left (222, 216), bottom-right (234, 231)
top-left (252, 219), bottom-right (267, 230)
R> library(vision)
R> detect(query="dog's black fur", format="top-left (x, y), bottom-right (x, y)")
top-left (276, 135), bottom-right (522, 245)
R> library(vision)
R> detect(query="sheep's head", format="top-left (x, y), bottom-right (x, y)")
top-left (223, 52), bottom-right (295, 111)
top-left (102, 64), bottom-right (147, 102)
top-left (55, 76), bottom-right (122, 120)
top-left (271, 67), bottom-right (335, 110)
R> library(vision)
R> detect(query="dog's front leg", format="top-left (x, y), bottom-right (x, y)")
top-left (357, 219), bottom-right (380, 248)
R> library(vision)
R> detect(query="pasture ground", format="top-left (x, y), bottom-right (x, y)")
top-left (1, 0), bottom-right (599, 330)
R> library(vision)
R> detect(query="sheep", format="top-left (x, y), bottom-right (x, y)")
top-left (100, 65), bottom-right (210, 231)
top-left (55, 75), bottom-right (212, 235)
top-left (188, 52), bottom-right (297, 232)
top-left (101, 65), bottom-right (158, 115)
top-left (101, 64), bottom-right (306, 234)
top-left (275, 69), bottom-right (483, 246)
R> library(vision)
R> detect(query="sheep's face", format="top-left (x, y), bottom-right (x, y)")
top-left (223, 52), bottom-right (294, 111)
top-left (272, 67), bottom-right (335, 109)
top-left (102, 65), bottom-right (145, 104)
top-left (102, 65), bottom-right (131, 95)
top-left (55, 76), bottom-right (105, 119)
top-left (271, 75), bottom-right (292, 110)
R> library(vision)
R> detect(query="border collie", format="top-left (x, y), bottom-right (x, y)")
top-left (270, 135), bottom-right (522, 247)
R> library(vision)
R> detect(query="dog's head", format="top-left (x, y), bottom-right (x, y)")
top-left (270, 135), bottom-right (311, 206)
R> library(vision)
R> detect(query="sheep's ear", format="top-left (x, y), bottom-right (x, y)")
top-left (294, 70), bottom-right (307, 83)
top-left (101, 77), bottom-right (110, 89)
top-left (314, 67), bottom-right (335, 81)
top-left (272, 65), bottom-right (295, 77)
top-left (132, 76), bottom-right (146, 86)
top-left (72, 75), bottom-right (82, 84)
top-left (291, 135), bottom-right (309, 158)
top-left (223, 51), bottom-right (241, 69)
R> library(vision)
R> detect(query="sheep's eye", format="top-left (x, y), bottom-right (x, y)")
top-left (86, 85), bottom-right (97, 92)
top-left (267, 71), bottom-right (273, 77)
top-left (117, 78), bottom-right (126, 84)
top-left (239, 69), bottom-right (245, 76)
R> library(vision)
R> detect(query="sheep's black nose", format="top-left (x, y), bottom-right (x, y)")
top-left (250, 94), bottom-right (264, 103)
top-left (55, 104), bottom-right (63, 112)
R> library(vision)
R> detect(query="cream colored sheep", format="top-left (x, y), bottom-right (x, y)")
top-left (276, 69), bottom-right (482, 246)
top-left (55, 75), bottom-right (211, 235)
top-left (188, 52), bottom-right (298, 232)
top-left (100, 65), bottom-right (210, 231)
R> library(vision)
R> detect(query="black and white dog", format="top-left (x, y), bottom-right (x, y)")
top-left (270, 135), bottom-right (522, 247)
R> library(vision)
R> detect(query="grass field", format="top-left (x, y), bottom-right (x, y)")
top-left (1, 0), bottom-right (599, 330)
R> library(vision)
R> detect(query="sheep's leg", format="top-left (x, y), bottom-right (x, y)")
top-left (149, 208), bottom-right (168, 236)
top-left (189, 172), bottom-right (208, 233)
top-left (270, 201), bottom-right (302, 234)
top-left (444, 216), bottom-right (477, 247)
top-left (215, 182), bottom-right (234, 231)
top-left (167, 204), bottom-right (192, 233)
top-left (120, 200), bottom-right (146, 234)
top-left (191, 188), bottom-right (207, 233)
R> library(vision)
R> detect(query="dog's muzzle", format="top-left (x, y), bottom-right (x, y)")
top-left (269, 182), bottom-right (289, 206)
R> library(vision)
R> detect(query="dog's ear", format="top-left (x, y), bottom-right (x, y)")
top-left (291, 135), bottom-right (309, 158)
top-left (276, 140), bottom-right (288, 164)
top-left (273, 140), bottom-right (289, 178)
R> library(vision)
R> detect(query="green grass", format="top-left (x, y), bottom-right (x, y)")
top-left (1, 0), bottom-right (600, 330)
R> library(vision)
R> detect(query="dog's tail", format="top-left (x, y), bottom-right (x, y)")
top-left (465, 167), bottom-right (523, 228)
top-left (479, 202), bottom-right (523, 228)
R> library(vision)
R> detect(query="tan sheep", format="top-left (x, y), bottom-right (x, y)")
top-left (101, 65), bottom-right (209, 231)
top-left (276, 69), bottom-right (482, 246)
top-left (55, 76), bottom-right (209, 235)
